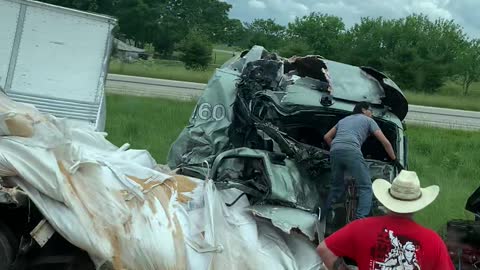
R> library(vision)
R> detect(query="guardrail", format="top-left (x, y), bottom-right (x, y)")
top-left (105, 74), bottom-right (480, 131)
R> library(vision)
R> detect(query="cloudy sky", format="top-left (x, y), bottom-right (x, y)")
top-left (223, 0), bottom-right (480, 38)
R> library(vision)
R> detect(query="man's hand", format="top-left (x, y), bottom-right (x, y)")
top-left (392, 159), bottom-right (404, 171)
top-left (317, 242), bottom-right (353, 270)
top-left (373, 130), bottom-right (396, 161)
top-left (324, 126), bottom-right (337, 147)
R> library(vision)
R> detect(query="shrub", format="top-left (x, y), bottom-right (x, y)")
top-left (177, 30), bottom-right (213, 70)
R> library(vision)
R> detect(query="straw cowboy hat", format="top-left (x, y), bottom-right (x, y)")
top-left (373, 170), bottom-right (440, 214)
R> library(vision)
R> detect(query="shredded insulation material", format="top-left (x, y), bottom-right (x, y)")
top-left (0, 91), bottom-right (323, 270)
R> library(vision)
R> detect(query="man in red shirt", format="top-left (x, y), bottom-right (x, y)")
top-left (316, 170), bottom-right (455, 270)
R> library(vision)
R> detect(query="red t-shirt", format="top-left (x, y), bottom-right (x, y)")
top-left (324, 215), bottom-right (455, 270)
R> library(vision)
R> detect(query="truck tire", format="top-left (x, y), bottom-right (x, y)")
top-left (66, 252), bottom-right (95, 270)
top-left (0, 221), bottom-right (16, 270)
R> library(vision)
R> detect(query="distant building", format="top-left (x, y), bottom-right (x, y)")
top-left (113, 38), bottom-right (150, 61)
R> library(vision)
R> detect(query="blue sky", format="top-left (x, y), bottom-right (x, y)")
top-left (223, 0), bottom-right (480, 38)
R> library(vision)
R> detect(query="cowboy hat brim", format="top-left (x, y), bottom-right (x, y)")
top-left (372, 179), bottom-right (440, 214)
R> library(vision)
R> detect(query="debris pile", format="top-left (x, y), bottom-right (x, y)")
top-left (0, 88), bottom-right (323, 269)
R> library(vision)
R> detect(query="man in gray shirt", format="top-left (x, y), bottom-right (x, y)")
top-left (323, 102), bottom-right (397, 224)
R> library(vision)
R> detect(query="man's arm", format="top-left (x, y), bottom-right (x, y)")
top-left (373, 130), bottom-right (396, 161)
top-left (324, 126), bottom-right (337, 147)
top-left (317, 242), bottom-right (351, 270)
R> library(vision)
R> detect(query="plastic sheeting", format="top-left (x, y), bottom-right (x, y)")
top-left (0, 91), bottom-right (323, 269)
top-left (180, 179), bottom-right (323, 270)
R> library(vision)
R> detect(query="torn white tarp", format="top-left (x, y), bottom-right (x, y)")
top-left (0, 91), bottom-right (323, 270)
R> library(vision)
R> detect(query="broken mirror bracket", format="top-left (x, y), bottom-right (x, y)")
top-left (30, 219), bottom-right (55, 248)
top-left (320, 94), bottom-right (333, 107)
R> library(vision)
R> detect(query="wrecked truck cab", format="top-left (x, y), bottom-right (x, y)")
top-left (445, 186), bottom-right (480, 269)
top-left (167, 45), bottom-right (408, 233)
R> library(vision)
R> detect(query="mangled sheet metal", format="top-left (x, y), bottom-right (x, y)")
top-left (168, 45), bottom-right (404, 218)
top-left (166, 68), bottom-right (239, 174)
top-left (249, 205), bottom-right (319, 241)
top-left (210, 147), bottom-right (326, 211)
top-left (0, 90), bottom-right (326, 269)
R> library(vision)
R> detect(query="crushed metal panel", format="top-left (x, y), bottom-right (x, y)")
top-left (167, 69), bottom-right (240, 169)
top-left (210, 147), bottom-right (324, 211)
top-left (250, 205), bottom-right (319, 241)
top-left (360, 67), bottom-right (408, 121)
top-left (323, 59), bottom-right (385, 104)
top-left (366, 160), bottom-right (395, 181)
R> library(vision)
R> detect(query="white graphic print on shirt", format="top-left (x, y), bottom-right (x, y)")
top-left (370, 229), bottom-right (420, 270)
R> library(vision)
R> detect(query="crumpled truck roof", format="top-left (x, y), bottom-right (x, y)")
top-left (222, 46), bottom-right (408, 120)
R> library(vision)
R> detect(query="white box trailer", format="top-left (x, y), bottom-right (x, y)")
top-left (0, 0), bottom-right (116, 131)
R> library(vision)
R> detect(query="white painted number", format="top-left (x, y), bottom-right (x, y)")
top-left (197, 103), bottom-right (225, 121)
top-left (212, 104), bottom-right (225, 121)
top-left (199, 103), bottom-right (212, 120)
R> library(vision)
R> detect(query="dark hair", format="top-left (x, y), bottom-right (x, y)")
top-left (353, 102), bottom-right (371, 114)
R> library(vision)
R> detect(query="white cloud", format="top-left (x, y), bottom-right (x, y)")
top-left (261, 0), bottom-right (311, 23)
top-left (407, 1), bottom-right (452, 20)
top-left (248, 0), bottom-right (267, 9)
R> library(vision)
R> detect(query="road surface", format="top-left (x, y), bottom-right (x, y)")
top-left (105, 74), bottom-right (480, 131)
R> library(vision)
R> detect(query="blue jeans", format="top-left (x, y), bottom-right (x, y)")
top-left (324, 148), bottom-right (373, 219)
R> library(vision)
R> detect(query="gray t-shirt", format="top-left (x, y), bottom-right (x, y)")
top-left (330, 114), bottom-right (380, 152)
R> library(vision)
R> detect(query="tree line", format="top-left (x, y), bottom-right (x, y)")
top-left (39, 0), bottom-right (480, 94)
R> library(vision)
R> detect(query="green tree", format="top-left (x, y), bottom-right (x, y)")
top-left (385, 15), bottom-right (466, 92)
top-left (454, 39), bottom-right (480, 95)
top-left (341, 17), bottom-right (394, 68)
top-left (222, 19), bottom-right (248, 47)
top-left (38, 0), bottom-right (100, 11)
top-left (177, 30), bottom-right (213, 70)
top-left (245, 19), bottom-right (286, 50)
top-left (115, 0), bottom-right (157, 48)
top-left (287, 12), bottom-right (345, 59)
top-left (278, 39), bottom-right (313, 58)
top-left (151, 0), bottom-right (232, 56)
top-left (343, 14), bottom-right (466, 92)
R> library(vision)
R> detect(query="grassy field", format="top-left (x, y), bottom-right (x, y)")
top-left (105, 94), bottom-right (479, 233)
top-left (406, 124), bottom-right (480, 231)
top-left (405, 81), bottom-right (480, 111)
top-left (109, 53), bottom-right (480, 111)
top-left (108, 49), bottom-right (236, 84)
top-left (105, 94), bottom-right (196, 161)
top-left (109, 58), bottom-right (215, 83)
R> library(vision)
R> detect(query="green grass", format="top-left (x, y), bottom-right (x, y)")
top-left (109, 58), bottom-right (215, 83)
top-left (105, 94), bottom-right (479, 232)
top-left (105, 94), bottom-right (196, 162)
top-left (108, 49), bottom-right (236, 84)
top-left (213, 43), bottom-right (244, 52)
top-left (405, 81), bottom-right (480, 111)
top-left (406, 125), bottom-right (480, 231)
top-left (405, 92), bottom-right (480, 111)
top-left (212, 50), bottom-right (237, 65)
